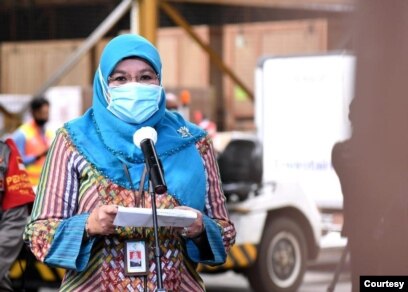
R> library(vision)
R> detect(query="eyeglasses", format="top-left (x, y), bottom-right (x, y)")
top-left (108, 72), bottom-right (160, 86)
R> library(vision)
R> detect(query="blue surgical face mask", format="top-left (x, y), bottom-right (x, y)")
top-left (107, 82), bottom-right (162, 124)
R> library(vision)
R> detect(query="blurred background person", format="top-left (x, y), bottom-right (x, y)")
top-left (179, 89), bottom-right (191, 121)
top-left (193, 110), bottom-right (217, 139)
top-left (0, 138), bottom-right (35, 291)
top-left (332, 2), bottom-right (408, 291)
top-left (165, 91), bottom-right (180, 112)
top-left (12, 96), bottom-right (54, 186)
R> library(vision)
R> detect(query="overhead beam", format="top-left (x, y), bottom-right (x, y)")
top-left (166, 0), bottom-right (354, 12)
top-left (1, 0), bottom-right (354, 12)
top-left (1, 0), bottom-right (113, 8)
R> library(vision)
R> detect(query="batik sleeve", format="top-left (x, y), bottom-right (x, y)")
top-left (186, 136), bottom-right (236, 264)
top-left (23, 129), bottom-right (96, 272)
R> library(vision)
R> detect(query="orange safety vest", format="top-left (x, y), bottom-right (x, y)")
top-left (19, 121), bottom-right (53, 186)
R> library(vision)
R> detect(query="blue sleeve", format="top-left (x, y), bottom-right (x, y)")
top-left (12, 130), bottom-right (36, 165)
top-left (44, 213), bottom-right (96, 272)
top-left (186, 215), bottom-right (226, 265)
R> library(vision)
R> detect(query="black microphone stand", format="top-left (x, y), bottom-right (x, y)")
top-left (138, 133), bottom-right (167, 291)
top-left (147, 175), bottom-right (166, 292)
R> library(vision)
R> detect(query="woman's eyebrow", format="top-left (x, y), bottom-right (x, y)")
top-left (111, 68), bottom-right (155, 74)
top-left (139, 68), bottom-right (156, 74)
top-left (110, 69), bottom-right (126, 74)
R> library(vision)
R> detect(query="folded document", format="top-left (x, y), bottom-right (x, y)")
top-left (114, 206), bottom-right (197, 228)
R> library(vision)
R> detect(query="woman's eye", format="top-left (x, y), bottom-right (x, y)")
top-left (115, 76), bottom-right (127, 82)
top-left (140, 74), bottom-right (152, 81)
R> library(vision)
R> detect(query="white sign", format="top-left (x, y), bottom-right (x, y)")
top-left (255, 53), bottom-right (355, 206)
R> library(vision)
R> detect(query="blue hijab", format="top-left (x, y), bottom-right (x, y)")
top-left (65, 34), bottom-right (206, 209)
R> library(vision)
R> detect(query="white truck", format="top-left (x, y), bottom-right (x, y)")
top-left (199, 52), bottom-right (355, 292)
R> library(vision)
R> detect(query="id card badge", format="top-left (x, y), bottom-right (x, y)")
top-left (125, 239), bottom-right (149, 276)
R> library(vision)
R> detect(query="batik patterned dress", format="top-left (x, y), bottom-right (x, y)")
top-left (24, 128), bottom-right (236, 291)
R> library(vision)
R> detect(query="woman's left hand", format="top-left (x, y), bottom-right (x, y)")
top-left (174, 206), bottom-right (204, 239)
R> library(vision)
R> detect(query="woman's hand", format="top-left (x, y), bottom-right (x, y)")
top-left (174, 206), bottom-right (204, 239)
top-left (86, 204), bottom-right (118, 236)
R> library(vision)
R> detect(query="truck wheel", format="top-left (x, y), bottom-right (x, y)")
top-left (247, 217), bottom-right (307, 292)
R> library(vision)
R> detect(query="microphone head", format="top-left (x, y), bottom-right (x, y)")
top-left (133, 126), bottom-right (158, 148)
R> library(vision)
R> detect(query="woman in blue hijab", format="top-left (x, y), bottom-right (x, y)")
top-left (24, 34), bottom-right (236, 291)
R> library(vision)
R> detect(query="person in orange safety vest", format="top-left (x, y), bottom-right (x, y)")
top-left (12, 96), bottom-right (54, 186)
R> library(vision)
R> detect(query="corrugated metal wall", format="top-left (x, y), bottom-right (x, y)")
top-left (0, 19), bottom-right (329, 129)
top-left (1, 39), bottom-right (94, 94)
top-left (223, 18), bottom-right (328, 129)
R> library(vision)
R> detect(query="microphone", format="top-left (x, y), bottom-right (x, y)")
top-left (133, 127), bottom-right (167, 194)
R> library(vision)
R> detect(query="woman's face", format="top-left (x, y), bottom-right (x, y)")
top-left (108, 58), bottom-right (159, 87)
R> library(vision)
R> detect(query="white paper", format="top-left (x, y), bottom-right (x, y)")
top-left (114, 206), bottom-right (197, 228)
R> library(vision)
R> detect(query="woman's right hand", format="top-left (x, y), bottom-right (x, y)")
top-left (86, 205), bottom-right (118, 236)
